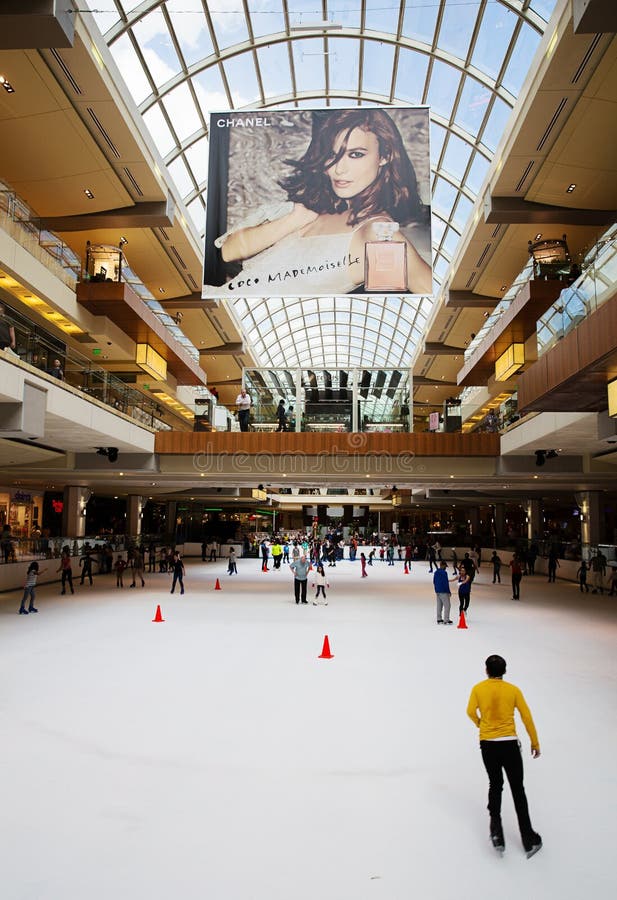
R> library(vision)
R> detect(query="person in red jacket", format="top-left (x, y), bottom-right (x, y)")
top-left (467, 654), bottom-right (542, 858)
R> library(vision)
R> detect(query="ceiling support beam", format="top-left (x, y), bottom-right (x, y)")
top-left (159, 298), bottom-right (219, 310)
top-left (37, 198), bottom-right (175, 232)
top-left (413, 376), bottom-right (457, 387)
top-left (423, 342), bottom-right (466, 356)
top-left (199, 343), bottom-right (244, 357)
top-left (573, 0), bottom-right (617, 33)
top-left (445, 290), bottom-right (496, 309)
top-left (484, 196), bottom-right (616, 226)
top-left (0, 0), bottom-right (74, 49)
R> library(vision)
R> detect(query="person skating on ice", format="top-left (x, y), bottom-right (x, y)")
top-left (170, 551), bottom-right (185, 594)
top-left (466, 654), bottom-right (542, 858)
top-left (312, 563), bottom-right (329, 605)
top-left (19, 561), bottom-right (46, 614)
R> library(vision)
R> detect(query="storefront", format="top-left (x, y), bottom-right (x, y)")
top-left (3, 488), bottom-right (44, 539)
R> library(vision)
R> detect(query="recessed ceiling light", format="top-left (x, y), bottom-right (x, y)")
top-left (534, 233), bottom-right (542, 240)
top-left (159, 288), bottom-right (165, 293)
top-left (84, 188), bottom-right (94, 199)
top-left (566, 183), bottom-right (576, 193)
top-left (500, 284), bottom-right (507, 291)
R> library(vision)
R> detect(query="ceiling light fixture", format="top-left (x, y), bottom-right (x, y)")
top-left (0, 75), bottom-right (15, 93)
top-left (84, 188), bottom-right (94, 199)
top-left (566, 183), bottom-right (576, 193)
top-left (290, 20), bottom-right (342, 31)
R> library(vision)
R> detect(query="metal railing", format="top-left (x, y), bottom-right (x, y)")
top-left (5, 314), bottom-right (171, 430)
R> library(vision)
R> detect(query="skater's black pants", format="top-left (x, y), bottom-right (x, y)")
top-left (511, 572), bottom-right (522, 599)
top-left (294, 578), bottom-right (307, 603)
top-left (480, 740), bottom-right (535, 847)
top-left (315, 585), bottom-right (326, 599)
top-left (171, 574), bottom-right (184, 593)
top-left (458, 587), bottom-right (470, 612)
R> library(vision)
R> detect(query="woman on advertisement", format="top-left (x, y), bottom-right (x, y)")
top-left (204, 109), bottom-right (431, 297)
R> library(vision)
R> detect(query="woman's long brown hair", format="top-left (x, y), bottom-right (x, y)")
top-left (280, 109), bottom-right (428, 227)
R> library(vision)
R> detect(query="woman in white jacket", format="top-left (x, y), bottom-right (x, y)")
top-left (312, 563), bottom-right (329, 605)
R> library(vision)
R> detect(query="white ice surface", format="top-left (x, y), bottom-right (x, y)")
top-left (2, 557), bottom-right (616, 900)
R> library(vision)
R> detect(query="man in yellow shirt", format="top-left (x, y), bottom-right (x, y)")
top-left (466, 654), bottom-right (542, 858)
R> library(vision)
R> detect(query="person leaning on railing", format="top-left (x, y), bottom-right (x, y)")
top-left (0, 302), bottom-right (16, 351)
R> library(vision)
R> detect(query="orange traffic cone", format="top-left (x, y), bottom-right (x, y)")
top-left (318, 635), bottom-right (334, 659)
top-left (457, 610), bottom-right (468, 629)
top-left (404, 562), bottom-right (409, 574)
top-left (152, 604), bottom-right (164, 622)
top-left (214, 578), bottom-right (222, 591)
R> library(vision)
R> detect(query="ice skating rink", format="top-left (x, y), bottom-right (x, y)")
top-left (2, 556), bottom-right (616, 900)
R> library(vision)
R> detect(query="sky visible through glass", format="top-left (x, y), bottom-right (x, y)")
top-left (85, 0), bottom-right (558, 370)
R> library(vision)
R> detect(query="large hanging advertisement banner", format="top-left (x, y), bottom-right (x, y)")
top-left (202, 107), bottom-right (432, 299)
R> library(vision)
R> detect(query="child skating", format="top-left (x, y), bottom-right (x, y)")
top-left (312, 563), bottom-right (329, 605)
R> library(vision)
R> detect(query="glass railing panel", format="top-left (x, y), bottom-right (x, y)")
top-left (537, 226), bottom-right (617, 357)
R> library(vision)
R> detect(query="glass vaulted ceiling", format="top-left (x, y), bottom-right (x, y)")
top-left (86, 0), bottom-right (558, 370)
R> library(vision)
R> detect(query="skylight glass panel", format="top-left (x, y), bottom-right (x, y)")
top-left (451, 194), bottom-right (474, 232)
top-left (89, 8), bottom-right (120, 36)
top-left (455, 74), bottom-right (491, 138)
top-left (529, 0), bottom-right (560, 22)
top-left (432, 176), bottom-right (458, 220)
top-left (167, 156), bottom-right (194, 198)
top-left (429, 120), bottom-right (446, 159)
top-left (442, 226), bottom-right (460, 257)
top-left (365, 1), bottom-right (398, 33)
top-left (257, 44), bottom-right (292, 99)
top-left (142, 104), bottom-right (176, 156)
top-left (431, 216), bottom-right (446, 245)
top-left (334, 0), bottom-right (361, 29)
top-left (426, 60), bottom-right (461, 120)
top-left (133, 10), bottom-right (181, 87)
top-left (293, 38), bottom-right (326, 93)
top-left (327, 38), bottom-right (359, 92)
top-left (162, 82), bottom-right (200, 142)
top-left (481, 95), bottom-right (513, 153)
top-left (193, 68), bottom-right (229, 118)
top-left (249, 1), bottom-right (286, 39)
top-left (434, 255), bottom-right (449, 280)
top-left (502, 23), bottom-right (541, 96)
top-left (402, 0), bottom-right (439, 45)
top-left (361, 40), bottom-right (395, 97)
top-left (223, 54), bottom-right (262, 107)
top-left (394, 49), bottom-right (429, 104)
top-left (437, 0), bottom-right (481, 60)
top-left (166, 0), bottom-right (213, 67)
top-left (208, 2), bottom-right (249, 50)
top-left (109, 34), bottom-right (153, 105)
top-left (184, 137), bottom-right (208, 186)
top-left (441, 134), bottom-right (472, 181)
top-left (187, 197), bottom-right (205, 235)
top-left (471, 2), bottom-right (516, 81)
top-left (465, 150), bottom-right (490, 194)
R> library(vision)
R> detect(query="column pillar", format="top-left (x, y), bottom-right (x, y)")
top-left (351, 368), bottom-right (358, 432)
top-left (408, 368), bottom-right (414, 433)
top-left (295, 368), bottom-right (302, 433)
top-left (577, 491), bottom-right (602, 548)
top-left (467, 506), bottom-right (480, 540)
top-left (127, 495), bottom-right (144, 538)
top-left (166, 501), bottom-right (176, 542)
top-left (493, 503), bottom-right (505, 542)
top-left (526, 499), bottom-right (541, 542)
top-left (62, 486), bottom-right (90, 538)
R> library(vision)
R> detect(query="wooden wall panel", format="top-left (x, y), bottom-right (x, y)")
top-left (155, 431), bottom-right (500, 457)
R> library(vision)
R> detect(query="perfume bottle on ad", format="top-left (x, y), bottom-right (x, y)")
top-left (364, 221), bottom-right (407, 292)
